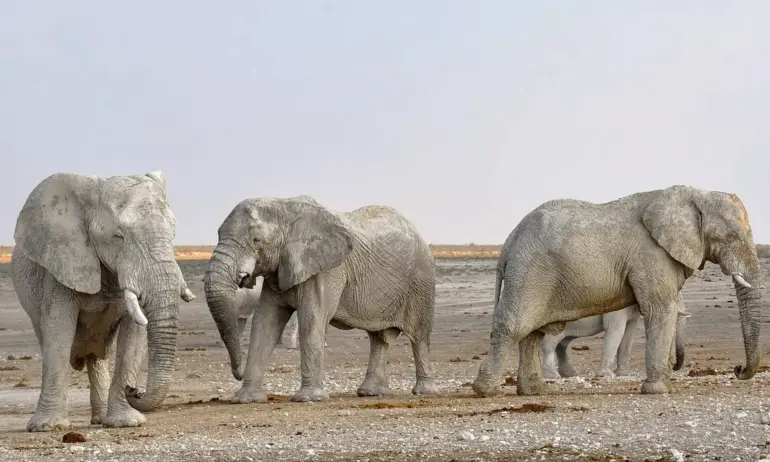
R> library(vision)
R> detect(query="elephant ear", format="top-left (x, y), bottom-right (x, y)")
top-left (277, 205), bottom-right (354, 292)
top-left (145, 170), bottom-right (168, 196)
top-left (641, 185), bottom-right (705, 271)
top-left (14, 173), bottom-right (102, 294)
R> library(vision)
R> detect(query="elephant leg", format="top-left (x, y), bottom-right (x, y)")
top-left (279, 311), bottom-right (299, 349)
top-left (357, 329), bottom-right (397, 397)
top-left (410, 336), bottom-right (439, 395)
top-left (27, 284), bottom-right (78, 432)
top-left (541, 333), bottom-right (565, 379)
top-left (615, 317), bottom-right (640, 376)
top-left (232, 302), bottom-right (294, 404)
top-left (291, 279), bottom-right (343, 403)
top-left (597, 319), bottom-right (626, 377)
top-left (472, 295), bottom-right (532, 397)
top-left (86, 354), bottom-right (110, 424)
top-left (555, 336), bottom-right (578, 378)
top-left (638, 301), bottom-right (678, 394)
top-left (103, 316), bottom-right (148, 428)
top-left (517, 330), bottom-right (549, 395)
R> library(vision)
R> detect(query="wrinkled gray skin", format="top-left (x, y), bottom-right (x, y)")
top-left (10, 171), bottom-right (195, 431)
top-left (232, 277), bottom-right (324, 350)
top-left (473, 185), bottom-right (765, 397)
top-left (204, 195), bottom-right (438, 403)
top-left (541, 304), bottom-right (691, 379)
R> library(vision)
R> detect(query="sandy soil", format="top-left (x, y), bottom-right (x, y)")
top-left (1, 258), bottom-right (770, 461)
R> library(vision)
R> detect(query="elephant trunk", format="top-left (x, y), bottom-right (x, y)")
top-left (734, 279), bottom-right (762, 380)
top-left (673, 315), bottom-right (687, 371)
top-left (126, 287), bottom-right (179, 412)
top-left (204, 245), bottom-right (243, 380)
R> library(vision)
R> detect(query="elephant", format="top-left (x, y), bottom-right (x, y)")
top-left (472, 185), bottom-right (764, 397)
top-left (203, 195), bottom-right (439, 403)
top-left (10, 171), bottom-right (195, 431)
top-left (541, 304), bottom-right (692, 379)
top-left (231, 277), bottom-right (319, 349)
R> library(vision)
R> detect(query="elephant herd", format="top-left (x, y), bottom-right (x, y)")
top-left (8, 171), bottom-right (764, 432)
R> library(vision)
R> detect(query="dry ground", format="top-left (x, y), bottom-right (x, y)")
top-left (0, 257), bottom-right (770, 461)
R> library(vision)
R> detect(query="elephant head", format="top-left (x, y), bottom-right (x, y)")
top-left (13, 171), bottom-right (194, 412)
top-left (203, 195), bottom-right (353, 379)
top-left (642, 185), bottom-right (764, 380)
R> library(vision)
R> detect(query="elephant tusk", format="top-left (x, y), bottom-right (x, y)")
top-left (181, 288), bottom-right (196, 302)
top-left (677, 309), bottom-right (692, 317)
top-left (732, 274), bottom-right (752, 289)
top-left (124, 289), bottom-right (148, 326)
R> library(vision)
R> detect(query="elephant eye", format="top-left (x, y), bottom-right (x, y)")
top-left (252, 237), bottom-right (261, 244)
top-left (114, 233), bottom-right (124, 243)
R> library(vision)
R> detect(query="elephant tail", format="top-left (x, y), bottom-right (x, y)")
top-left (493, 262), bottom-right (504, 310)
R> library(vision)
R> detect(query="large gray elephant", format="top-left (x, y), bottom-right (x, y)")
top-left (541, 304), bottom-right (691, 379)
top-left (10, 171), bottom-right (195, 431)
top-left (204, 195), bottom-right (438, 403)
top-left (473, 185), bottom-right (764, 397)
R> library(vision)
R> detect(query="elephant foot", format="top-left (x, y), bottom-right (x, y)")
top-left (542, 368), bottom-right (561, 380)
top-left (614, 367), bottom-right (632, 377)
top-left (102, 408), bottom-right (147, 428)
top-left (291, 386), bottom-right (329, 403)
top-left (471, 376), bottom-right (502, 397)
top-left (231, 386), bottom-right (268, 404)
top-left (411, 378), bottom-right (439, 395)
top-left (357, 379), bottom-right (391, 397)
top-left (90, 411), bottom-right (107, 425)
top-left (640, 378), bottom-right (675, 394)
top-left (26, 413), bottom-right (71, 432)
top-left (516, 375), bottom-right (549, 396)
top-left (595, 368), bottom-right (616, 378)
top-left (558, 364), bottom-right (578, 378)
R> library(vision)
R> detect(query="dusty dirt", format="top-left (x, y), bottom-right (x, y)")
top-left (1, 258), bottom-right (770, 461)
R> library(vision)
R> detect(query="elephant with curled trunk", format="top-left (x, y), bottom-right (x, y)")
top-left (473, 185), bottom-right (765, 397)
top-left (541, 304), bottom-right (691, 379)
top-left (204, 195), bottom-right (438, 403)
top-left (10, 171), bottom-right (195, 431)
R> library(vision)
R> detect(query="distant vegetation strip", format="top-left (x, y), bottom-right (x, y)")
top-left (0, 244), bottom-right (505, 264)
top-left (2, 244), bottom-right (770, 264)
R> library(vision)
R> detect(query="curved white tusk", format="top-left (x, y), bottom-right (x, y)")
top-left (237, 272), bottom-right (249, 279)
top-left (732, 274), bottom-right (752, 289)
top-left (181, 288), bottom-right (196, 302)
top-left (677, 309), bottom-right (693, 317)
top-left (124, 290), bottom-right (148, 326)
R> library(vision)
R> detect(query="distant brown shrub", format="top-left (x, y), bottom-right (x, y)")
top-left (2, 243), bottom-right (768, 264)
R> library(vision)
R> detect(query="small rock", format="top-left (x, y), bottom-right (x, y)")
top-left (69, 445), bottom-right (86, 453)
top-left (668, 448), bottom-right (684, 462)
top-left (459, 430), bottom-right (475, 441)
top-left (62, 432), bottom-right (86, 443)
top-left (480, 435), bottom-right (490, 442)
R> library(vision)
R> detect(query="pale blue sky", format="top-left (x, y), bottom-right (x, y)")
top-left (2, 2), bottom-right (769, 245)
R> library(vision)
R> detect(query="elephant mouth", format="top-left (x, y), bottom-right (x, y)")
top-left (237, 272), bottom-right (254, 288)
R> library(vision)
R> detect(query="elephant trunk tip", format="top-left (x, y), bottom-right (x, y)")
top-left (125, 386), bottom-right (166, 413)
top-left (674, 350), bottom-right (685, 371)
top-left (734, 361), bottom-right (760, 380)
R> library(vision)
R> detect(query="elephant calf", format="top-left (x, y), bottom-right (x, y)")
top-left (204, 195), bottom-right (438, 403)
top-left (541, 305), bottom-right (691, 379)
top-left (232, 277), bottom-right (324, 350)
